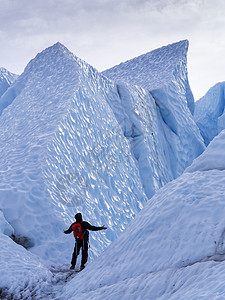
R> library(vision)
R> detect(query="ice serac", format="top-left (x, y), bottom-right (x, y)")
top-left (99, 82), bottom-right (174, 199)
top-left (0, 42), bottom-right (146, 265)
top-left (194, 82), bottom-right (225, 145)
top-left (103, 40), bottom-right (194, 114)
top-left (103, 40), bottom-right (205, 182)
top-left (0, 67), bottom-right (17, 99)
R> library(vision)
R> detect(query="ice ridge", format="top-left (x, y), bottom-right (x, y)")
top-left (102, 40), bottom-right (194, 114)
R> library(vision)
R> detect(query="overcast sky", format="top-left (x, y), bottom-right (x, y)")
top-left (0, 0), bottom-right (224, 99)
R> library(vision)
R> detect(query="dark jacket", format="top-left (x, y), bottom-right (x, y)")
top-left (64, 221), bottom-right (104, 242)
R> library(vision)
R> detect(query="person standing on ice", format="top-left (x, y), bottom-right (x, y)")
top-left (64, 213), bottom-right (107, 270)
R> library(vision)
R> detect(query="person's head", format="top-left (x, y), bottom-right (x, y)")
top-left (75, 213), bottom-right (82, 223)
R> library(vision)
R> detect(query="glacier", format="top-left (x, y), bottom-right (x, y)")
top-left (0, 39), bottom-right (218, 299)
top-left (194, 82), bottom-right (225, 145)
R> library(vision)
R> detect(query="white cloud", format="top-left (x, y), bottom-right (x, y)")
top-left (0, 0), bottom-right (224, 98)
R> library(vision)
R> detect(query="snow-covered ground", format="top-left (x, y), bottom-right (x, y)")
top-left (0, 234), bottom-right (52, 299)
top-left (0, 40), bottom-right (223, 299)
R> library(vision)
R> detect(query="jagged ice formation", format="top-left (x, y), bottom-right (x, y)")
top-left (103, 40), bottom-right (205, 185)
top-left (0, 42), bottom-right (147, 267)
top-left (194, 82), bottom-right (225, 145)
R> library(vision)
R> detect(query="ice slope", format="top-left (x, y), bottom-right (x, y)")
top-left (0, 234), bottom-right (52, 299)
top-left (194, 82), bottom-right (225, 145)
top-left (58, 167), bottom-right (225, 300)
top-left (0, 42), bottom-right (146, 267)
top-left (185, 128), bottom-right (225, 172)
top-left (103, 40), bottom-right (205, 181)
top-left (0, 67), bottom-right (17, 99)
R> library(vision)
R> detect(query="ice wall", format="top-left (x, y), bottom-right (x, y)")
top-left (0, 43), bottom-right (146, 263)
top-left (99, 81), bottom-right (174, 198)
top-left (194, 82), bottom-right (225, 145)
top-left (103, 40), bottom-right (205, 180)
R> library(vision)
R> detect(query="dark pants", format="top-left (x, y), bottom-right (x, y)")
top-left (71, 239), bottom-right (88, 267)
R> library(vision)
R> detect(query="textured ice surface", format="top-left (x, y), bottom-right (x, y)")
top-left (103, 40), bottom-right (205, 180)
top-left (103, 40), bottom-right (194, 114)
top-left (194, 82), bottom-right (225, 145)
top-left (185, 129), bottom-right (225, 172)
top-left (0, 210), bottom-right (14, 236)
top-left (0, 234), bottom-right (52, 298)
top-left (100, 82), bottom-right (175, 198)
top-left (0, 43), bottom-right (147, 266)
top-left (58, 169), bottom-right (225, 300)
top-left (0, 67), bottom-right (17, 100)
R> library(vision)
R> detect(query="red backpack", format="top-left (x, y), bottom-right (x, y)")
top-left (72, 222), bottom-right (84, 240)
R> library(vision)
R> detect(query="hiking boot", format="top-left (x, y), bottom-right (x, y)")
top-left (70, 265), bottom-right (75, 270)
top-left (80, 264), bottom-right (85, 271)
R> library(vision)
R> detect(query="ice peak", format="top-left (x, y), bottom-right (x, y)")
top-left (150, 39), bottom-right (188, 55)
top-left (23, 41), bottom-right (94, 80)
top-left (103, 39), bottom-right (189, 91)
top-left (0, 67), bottom-right (18, 98)
top-left (28, 42), bottom-right (73, 64)
top-left (0, 42), bottom-right (99, 116)
top-left (44, 41), bottom-right (70, 55)
top-left (52, 41), bottom-right (66, 48)
top-left (0, 67), bottom-right (8, 74)
top-left (0, 67), bottom-right (17, 78)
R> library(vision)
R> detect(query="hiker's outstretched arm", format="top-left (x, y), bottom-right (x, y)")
top-left (83, 221), bottom-right (107, 231)
top-left (64, 224), bottom-right (73, 234)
